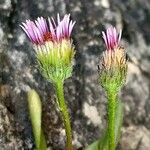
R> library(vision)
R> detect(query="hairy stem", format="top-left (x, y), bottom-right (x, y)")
top-left (55, 80), bottom-right (73, 150)
top-left (107, 92), bottom-right (117, 150)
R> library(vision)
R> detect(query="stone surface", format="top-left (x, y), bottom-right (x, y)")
top-left (0, 85), bottom-right (23, 150)
top-left (119, 126), bottom-right (150, 150)
top-left (0, 0), bottom-right (150, 149)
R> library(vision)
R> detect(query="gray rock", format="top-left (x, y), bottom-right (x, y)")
top-left (0, 0), bottom-right (150, 149)
top-left (0, 85), bottom-right (23, 150)
top-left (119, 126), bottom-right (150, 150)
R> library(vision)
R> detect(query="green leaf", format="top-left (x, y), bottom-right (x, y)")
top-left (86, 100), bottom-right (123, 150)
top-left (27, 89), bottom-right (47, 150)
top-left (39, 129), bottom-right (47, 150)
top-left (86, 132), bottom-right (108, 150)
top-left (86, 140), bottom-right (99, 150)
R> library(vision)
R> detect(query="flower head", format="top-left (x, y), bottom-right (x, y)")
top-left (99, 26), bottom-right (127, 92)
top-left (20, 14), bottom-right (76, 82)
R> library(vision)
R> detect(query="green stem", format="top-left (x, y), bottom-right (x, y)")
top-left (107, 92), bottom-right (117, 150)
top-left (55, 80), bottom-right (73, 150)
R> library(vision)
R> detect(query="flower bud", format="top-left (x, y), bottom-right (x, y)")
top-left (99, 26), bottom-right (127, 92)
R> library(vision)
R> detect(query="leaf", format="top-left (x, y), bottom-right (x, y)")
top-left (86, 140), bottom-right (99, 150)
top-left (39, 129), bottom-right (47, 150)
top-left (27, 89), bottom-right (47, 150)
top-left (86, 132), bottom-right (108, 150)
top-left (86, 100), bottom-right (123, 150)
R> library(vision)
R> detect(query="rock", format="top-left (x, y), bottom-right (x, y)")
top-left (0, 85), bottom-right (23, 150)
top-left (0, 0), bottom-right (150, 149)
top-left (119, 126), bottom-right (150, 150)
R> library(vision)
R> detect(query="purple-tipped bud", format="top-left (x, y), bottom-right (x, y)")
top-left (99, 26), bottom-right (127, 92)
top-left (102, 26), bottom-right (122, 51)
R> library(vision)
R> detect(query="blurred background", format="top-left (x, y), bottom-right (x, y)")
top-left (0, 0), bottom-right (150, 149)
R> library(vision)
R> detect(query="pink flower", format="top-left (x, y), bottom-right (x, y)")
top-left (20, 14), bottom-right (76, 45)
top-left (102, 26), bottom-right (122, 50)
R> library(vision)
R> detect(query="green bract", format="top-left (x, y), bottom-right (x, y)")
top-left (36, 40), bottom-right (75, 83)
top-left (100, 66), bottom-right (127, 93)
top-left (99, 47), bottom-right (127, 93)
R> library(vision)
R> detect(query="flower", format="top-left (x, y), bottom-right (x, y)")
top-left (99, 26), bottom-right (127, 92)
top-left (20, 14), bottom-right (76, 82)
